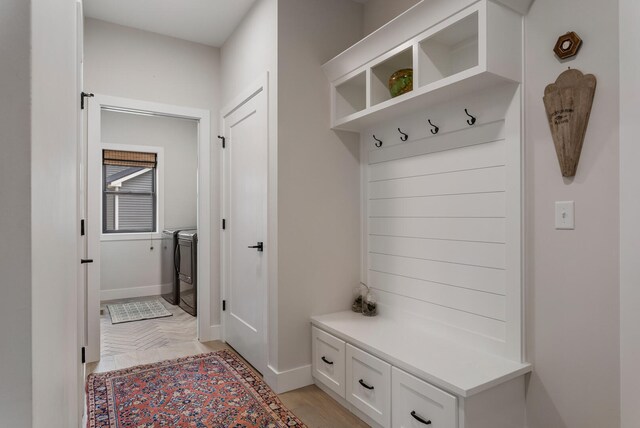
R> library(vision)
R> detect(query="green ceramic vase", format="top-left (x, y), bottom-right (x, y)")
top-left (388, 68), bottom-right (413, 98)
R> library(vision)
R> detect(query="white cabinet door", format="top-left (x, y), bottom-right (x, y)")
top-left (312, 327), bottom-right (346, 397)
top-left (346, 344), bottom-right (392, 427)
top-left (392, 367), bottom-right (458, 428)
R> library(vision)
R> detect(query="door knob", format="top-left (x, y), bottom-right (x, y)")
top-left (81, 259), bottom-right (94, 264)
top-left (248, 242), bottom-right (264, 252)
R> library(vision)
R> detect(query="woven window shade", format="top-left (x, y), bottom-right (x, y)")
top-left (103, 150), bottom-right (157, 168)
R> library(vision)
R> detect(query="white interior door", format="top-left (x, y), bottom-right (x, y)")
top-left (223, 84), bottom-right (268, 375)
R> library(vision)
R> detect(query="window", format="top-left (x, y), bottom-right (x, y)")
top-left (103, 149), bottom-right (157, 234)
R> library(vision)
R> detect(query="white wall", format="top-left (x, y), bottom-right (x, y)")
top-left (524, 0), bottom-right (620, 427)
top-left (619, 0), bottom-right (640, 425)
top-left (220, 0), bottom-right (280, 370)
top-left (276, 0), bottom-right (363, 375)
top-left (100, 111), bottom-right (198, 298)
top-left (0, 0), bottom-right (32, 425)
top-left (102, 112), bottom-right (198, 229)
top-left (220, 0), bottom-right (278, 107)
top-left (84, 19), bottom-right (221, 313)
top-left (84, 19), bottom-right (221, 113)
top-left (363, 0), bottom-right (420, 36)
top-left (32, 0), bottom-right (80, 426)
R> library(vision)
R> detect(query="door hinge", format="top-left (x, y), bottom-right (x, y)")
top-left (218, 135), bottom-right (226, 148)
top-left (222, 300), bottom-right (226, 311)
top-left (80, 219), bottom-right (85, 236)
top-left (222, 219), bottom-right (226, 230)
top-left (81, 347), bottom-right (86, 364)
top-left (80, 92), bottom-right (94, 110)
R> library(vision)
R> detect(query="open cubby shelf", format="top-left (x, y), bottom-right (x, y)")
top-left (371, 47), bottom-right (413, 106)
top-left (325, 1), bottom-right (522, 131)
top-left (335, 72), bottom-right (367, 119)
top-left (419, 12), bottom-right (479, 88)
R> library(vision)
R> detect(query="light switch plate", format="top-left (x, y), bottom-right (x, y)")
top-left (555, 201), bottom-right (575, 230)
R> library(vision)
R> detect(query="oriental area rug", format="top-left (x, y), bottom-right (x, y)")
top-left (86, 350), bottom-right (306, 427)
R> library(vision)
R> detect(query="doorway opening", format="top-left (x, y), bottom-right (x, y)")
top-left (84, 95), bottom-right (212, 365)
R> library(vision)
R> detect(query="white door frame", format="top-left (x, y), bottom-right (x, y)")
top-left (86, 94), bottom-right (212, 362)
top-left (221, 74), bottom-right (270, 371)
top-left (75, 0), bottom-right (86, 421)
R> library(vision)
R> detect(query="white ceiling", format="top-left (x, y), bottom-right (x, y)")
top-left (83, 0), bottom-right (258, 47)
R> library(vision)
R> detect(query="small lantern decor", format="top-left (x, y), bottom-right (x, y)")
top-left (351, 283), bottom-right (378, 317)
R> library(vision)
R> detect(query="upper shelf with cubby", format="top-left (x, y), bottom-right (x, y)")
top-left (324, 0), bottom-right (523, 132)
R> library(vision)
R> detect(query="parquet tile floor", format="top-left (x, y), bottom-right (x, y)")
top-left (100, 296), bottom-right (196, 357)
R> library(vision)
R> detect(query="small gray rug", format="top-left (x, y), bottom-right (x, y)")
top-left (107, 299), bottom-right (173, 324)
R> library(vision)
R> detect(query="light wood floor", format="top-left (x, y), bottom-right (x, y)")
top-left (88, 304), bottom-right (368, 428)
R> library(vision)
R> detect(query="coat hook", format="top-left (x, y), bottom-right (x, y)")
top-left (373, 135), bottom-right (383, 148)
top-left (465, 109), bottom-right (477, 126)
top-left (398, 128), bottom-right (409, 141)
top-left (428, 119), bottom-right (439, 135)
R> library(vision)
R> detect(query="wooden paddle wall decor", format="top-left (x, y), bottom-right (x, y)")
top-left (543, 68), bottom-right (597, 177)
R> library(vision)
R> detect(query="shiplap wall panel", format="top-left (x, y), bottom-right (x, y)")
top-left (369, 271), bottom-right (506, 320)
top-left (369, 217), bottom-right (506, 243)
top-left (374, 289), bottom-right (507, 341)
top-left (366, 109), bottom-right (516, 339)
top-left (369, 253), bottom-right (506, 295)
top-left (369, 235), bottom-right (506, 269)
top-left (369, 139), bottom-right (506, 182)
top-left (369, 192), bottom-right (506, 218)
top-left (363, 86), bottom-right (522, 359)
top-left (369, 166), bottom-right (505, 199)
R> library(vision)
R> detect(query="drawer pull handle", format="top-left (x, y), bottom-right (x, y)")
top-left (358, 379), bottom-right (375, 390)
top-left (321, 356), bottom-right (334, 365)
top-left (411, 411), bottom-right (432, 425)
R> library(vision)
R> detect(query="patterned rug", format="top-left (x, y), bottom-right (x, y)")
top-left (107, 299), bottom-right (172, 324)
top-left (86, 350), bottom-right (306, 427)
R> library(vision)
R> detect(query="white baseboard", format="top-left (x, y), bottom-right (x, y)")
top-left (264, 364), bottom-right (313, 394)
top-left (100, 283), bottom-right (172, 301)
top-left (199, 324), bottom-right (222, 342)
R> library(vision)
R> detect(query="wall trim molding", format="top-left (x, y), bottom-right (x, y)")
top-left (264, 364), bottom-right (313, 394)
top-left (199, 324), bottom-right (222, 342)
top-left (100, 284), bottom-right (171, 302)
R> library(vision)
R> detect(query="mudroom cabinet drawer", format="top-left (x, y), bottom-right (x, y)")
top-left (312, 327), bottom-right (346, 397)
top-left (392, 367), bottom-right (458, 428)
top-left (346, 344), bottom-right (392, 428)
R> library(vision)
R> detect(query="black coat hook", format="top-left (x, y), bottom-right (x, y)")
top-left (373, 135), bottom-right (383, 148)
top-left (465, 109), bottom-right (477, 126)
top-left (428, 119), bottom-right (439, 135)
top-left (398, 128), bottom-right (409, 141)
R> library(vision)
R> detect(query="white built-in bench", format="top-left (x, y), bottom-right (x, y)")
top-left (311, 311), bottom-right (531, 428)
